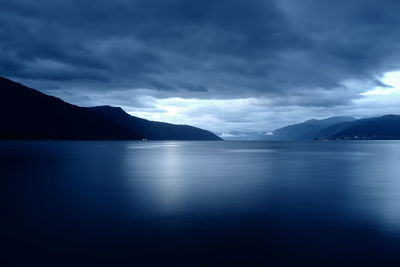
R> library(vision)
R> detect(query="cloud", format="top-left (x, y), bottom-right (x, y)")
top-left (1, 0), bottom-right (400, 131)
top-left (220, 133), bottom-right (239, 138)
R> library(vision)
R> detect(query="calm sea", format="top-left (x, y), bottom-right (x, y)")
top-left (1, 141), bottom-right (400, 266)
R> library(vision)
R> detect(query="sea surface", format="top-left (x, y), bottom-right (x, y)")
top-left (1, 141), bottom-right (400, 266)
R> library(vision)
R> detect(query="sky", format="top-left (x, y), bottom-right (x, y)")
top-left (1, 0), bottom-right (400, 134)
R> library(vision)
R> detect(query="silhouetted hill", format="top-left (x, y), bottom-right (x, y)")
top-left (263, 116), bottom-right (356, 141)
top-left (0, 77), bottom-right (222, 140)
top-left (88, 105), bottom-right (221, 140)
top-left (319, 115), bottom-right (400, 140)
top-left (312, 120), bottom-right (356, 140)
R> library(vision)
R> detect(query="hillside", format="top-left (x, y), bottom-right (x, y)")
top-left (0, 77), bottom-right (222, 141)
top-left (263, 116), bottom-right (356, 141)
top-left (321, 115), bottom-right (400, 140)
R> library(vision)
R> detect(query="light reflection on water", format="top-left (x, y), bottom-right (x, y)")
top-left (2, 140), bottom-right (400, 266)
top-left (347, 144), bottom-right (400, 233)
top-left (119, 141), bottom-right (400, 232)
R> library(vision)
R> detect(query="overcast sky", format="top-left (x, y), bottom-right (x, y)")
top-left (2, 0), bottom-right (400, 134)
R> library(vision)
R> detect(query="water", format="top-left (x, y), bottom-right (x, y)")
top-left (1, 141), bottom-right (400, 266)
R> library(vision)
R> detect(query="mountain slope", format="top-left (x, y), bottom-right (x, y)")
top-left (0, 77), bottom-right (221, 140)
top-left (88, 105), bottom-right (221, 140)
top-left (322, 115), bottom-right (400, 140)
top-left (264, 116), bottom-right (356, 141)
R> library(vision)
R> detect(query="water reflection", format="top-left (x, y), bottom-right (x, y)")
top-left (2, 141), bottom-right (400, 266)
top-left (347, 142), bottom-right (400, 233)
top-left (136, 142), bottom-right (185, 214)
top-left (122, 141), bottom-right (272, 216)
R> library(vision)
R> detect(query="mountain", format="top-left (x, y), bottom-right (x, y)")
top-left (87, 105), bottom-right (221, 140)
top-left (317, 115), bottom-right (400, 140)
top-left (263, 116), bottom-right (356, 141)
top-left (0, 76), bottom-right (222, 140)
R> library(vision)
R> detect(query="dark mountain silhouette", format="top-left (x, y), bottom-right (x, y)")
top-left (87, 105), bottom-right (222, 140)
top-left (0, 76), bottom-right (222, 140)
top-left (263, 116), bottom-right (356, 141)
top-left (312, 120), bottom-right (356, 140)
top-left (265, 115), bottom-right (400, 141)
top-left (317, 115), bottom-right (400, 140)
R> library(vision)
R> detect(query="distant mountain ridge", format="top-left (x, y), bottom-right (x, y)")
top-left (263, 115), bottom-right (400, 141)
top-left (264, 116), bottom-right (356, 141)
top-left (318, 115), bottom-right (400, 140)
top-left (0, 76), bottom-right (222, 140)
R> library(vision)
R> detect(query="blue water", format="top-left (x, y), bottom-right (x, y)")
top-left (1, 141), bottom-right (400, 266)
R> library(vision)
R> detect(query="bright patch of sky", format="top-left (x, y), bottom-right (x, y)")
top-left (127, 71), bottom-right (400, 134)
top-left (42, 71), bottom-right (400, 135)
top-left (362, 71), bottom-right (400, 96)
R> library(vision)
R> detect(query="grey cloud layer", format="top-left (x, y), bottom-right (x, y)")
top-left (1, 0), bottom-right (400, 107)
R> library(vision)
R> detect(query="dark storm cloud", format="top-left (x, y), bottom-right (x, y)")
top-left (1, 0), bottom-right (400, 106)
